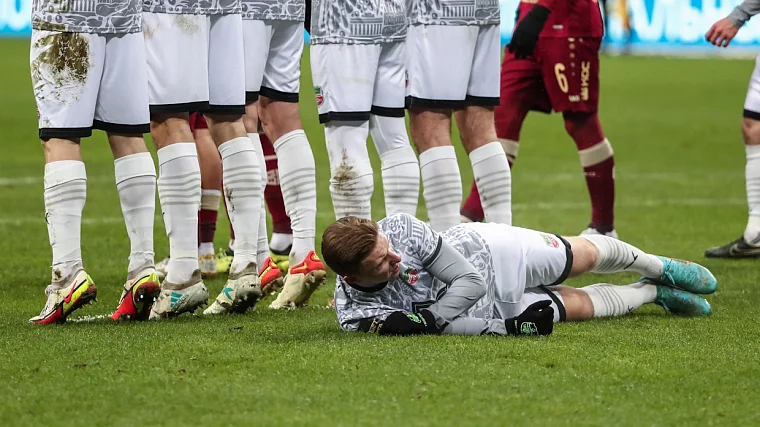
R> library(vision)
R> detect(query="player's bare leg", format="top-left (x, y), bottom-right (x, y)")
top-left (203, 114), bottom-right (263, 314)
top-left (564, 111), bottom-right (617, 238)
top-left (195, 124), bottom-right (222, 279)
top-left (149, 113), bottom-right (209, 318)
top-left (454, 105), bottom-right (512, 225)
top-left (705, 115), bottom-right (760, 257)
top-left (108, 134), bottom-right (161, 320)
top-left (409, 107), bottom-right (463, 231)
top-left (259, 97), bottom-right (326, 309)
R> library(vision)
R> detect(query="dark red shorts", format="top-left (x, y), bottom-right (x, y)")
top-left (189, 112), bottom-right (208, 133)
top-left (500, 37), bottom-right (601, 114)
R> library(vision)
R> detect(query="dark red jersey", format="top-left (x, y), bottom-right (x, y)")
top-left (516, 0), bottom-right (604, 38)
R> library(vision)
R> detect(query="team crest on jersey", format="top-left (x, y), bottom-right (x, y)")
top-left (399, 266), bottom-right (419, 285)
top-left (541, 234), bottom-right (559, 248)
top-left (314, 87), bottom-right (324, 106)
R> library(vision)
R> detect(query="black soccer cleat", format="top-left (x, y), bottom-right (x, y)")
top-left (704, 236), bottom-right (760, 259)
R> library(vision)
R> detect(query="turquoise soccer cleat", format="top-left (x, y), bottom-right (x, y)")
top-left (652, 256), bottom-right (717, 295)
top-left (648, 279), bottom-right (712, 317)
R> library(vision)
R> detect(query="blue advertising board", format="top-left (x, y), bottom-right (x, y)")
top-left (2, 0), bottom-right (760, 56)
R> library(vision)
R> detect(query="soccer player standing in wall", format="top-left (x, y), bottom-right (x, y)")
top-left (405, 0), bottom-right (513, 231)
top-left (460, 0), bottom-right (618, 239)
top-left (29, 0), bottom-right (162, 323)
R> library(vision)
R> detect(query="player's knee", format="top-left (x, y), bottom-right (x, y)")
top-left (564, 236), bottom-right (599, 277)
top-left (563, 111), bottom-right (595, 137)
top-left (150, 113), bottom-right (193, 147)
top-left (458, 107), bottom-right (497, 153)
top-left (243, 104), bottom-right (259, 133)
top-left (409, 108), bottom-right (452, 151)
top-left (555, 286), bottom-right (595, 321)
top-left (259, 99), bottom-right (302, 140)
top-left (741, 117), bottom-right (760, 145)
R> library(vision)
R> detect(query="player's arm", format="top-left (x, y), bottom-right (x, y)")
top-left (423, 239), bottom-right (488, 323)
top-left (706, 0), bottom-right (760, 47)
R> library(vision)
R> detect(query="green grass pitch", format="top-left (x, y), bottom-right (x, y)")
top-left (1, 38), bottom-right (759, 426)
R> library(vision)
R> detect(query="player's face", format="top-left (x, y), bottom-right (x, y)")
top-left (350, 233), bottom-right (402, 287)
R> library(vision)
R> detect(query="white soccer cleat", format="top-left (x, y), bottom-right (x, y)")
top-left (269, 251), bottom-right (327, 310)
top-left (29, 269), bottom-right (97, 325)
top-left (149, 270), bottom-right (209, 319)
top-left (203, 263), bottom-right (262, 315)
top-left (155, 257), bottom-right (170, 280)
top-left (580, 227), bottom-right (619, 239)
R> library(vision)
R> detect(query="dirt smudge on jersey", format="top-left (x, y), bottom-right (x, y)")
top-left (332, 150), bottom-right (358, 193)
top-left (175, 15), bottom-right (199, 35)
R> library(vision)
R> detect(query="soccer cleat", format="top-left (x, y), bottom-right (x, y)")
top-left (270, 245), bottom-right (291, 274)
top-left (199, 253), bottom-right (218, 279)
top-left (111, 268), bottom-right (161, 321)
top-left (149, 270), bottom-right (209, 319)
top-left (644, 279), bottom-right (712, 316)
top-left (704, 236), bottom-right (760, 259)
top-left (269, 250), bottom-right (327, 310)
top-left (155, 257), bottom-right (170, 280)
top-left (651, 256), bottom-right (717, 295)
top-left (29, 270), bottom-right (97, 325)
top-left (216, 248), bottom-right (233, 275)
top-left (580, 226), bottom-right (619, 239)
top-left (259, 257), bottom-right (285, 297)
top-left (203, 262), bottom-right (262, 315)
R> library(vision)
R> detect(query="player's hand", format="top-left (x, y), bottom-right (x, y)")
top-left (507, 5), bottom-right (551, 59)
top-left (705, 18), bottom-right (740, 48)
top-left (366, 310), bottom-right (441, 336)
top-left (505, 301), bottom-right (554, 336)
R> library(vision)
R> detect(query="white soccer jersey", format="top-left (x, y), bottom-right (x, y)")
top-left (241, 0), bottom-right (305, 21)
top-left (407, 0), bottom-right (500, 26)
top-left (33, 0), bottom-right (142, 33)
top-left (334, 213), bottom-right (498, 332)
top-left (309, 0), bottom-right (406, 45)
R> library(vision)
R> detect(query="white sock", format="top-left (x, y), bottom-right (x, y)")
top-left (580, 282), bottom-right (657, 317)
top-left (198, 242), bottom-right (214, 256)
top-left (219, 136), bottom-right (262, 274)
top-left (744, 145), bottom-right (760, 245)
top-left (469, 141), bottom-right (512, 225)
top-left (157, 143), bottom-right (201, 284)
top-left (274, 129), bottom-right (318, 265)
top-left (270, 232), bottom-right (293, 253)
top-left (44, 160), bottom-right (87, 284)
top-left (369, 115), bottom-right (420, 216)
top-left (419, 146), bottom-right (462, 231)
top-left (379, 146), bottom-right (420, 216)
top-left (115, 152), bottom-right (156, 277)
top-left (581, 234), bottom-right (664, 278)
top-left (249, 132), bottom-right (271, 268)
top-left (325, 121), bottom-right (374, 220)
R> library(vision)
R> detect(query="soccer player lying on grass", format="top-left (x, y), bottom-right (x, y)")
top-left (321, 214), bottom-right (716, 336)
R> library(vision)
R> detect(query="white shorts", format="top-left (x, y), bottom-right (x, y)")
top-left (31, 30), bottom-right (150, 139)
top-left (243, 19), bottom-right (304, 103)
top-left (744, 55), bottom-right (760, 118)
top-left (406, 24), bottom-right (500, 110)
top-left (519, 287), bottom-right (567, 323)
top-left (469, 222), bottom-right (571, 320)
top-left (311, 42), bottom-right (407, 124)
top-left (143, 12), bottom-right (245, 115)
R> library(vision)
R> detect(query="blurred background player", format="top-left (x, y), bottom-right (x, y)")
top-left (240, 0), bottom-right (325, 310)
top-left (29, 0), bottom-right (160, 323)
top-left (599, 0), bottom-right (631, 54)
top-left (704, 0), bottom-right (760, 258)
top-left (405, 0), bottom-right (512, 231)
top-left (309, 0), bottom-right (421, 223)
top-left (461, 0), bottom-right (617, 238)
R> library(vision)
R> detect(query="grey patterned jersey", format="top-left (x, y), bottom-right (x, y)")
top-left (143, 0), bottom-right (241, 14)
top-left (241, 0), bottom-right (305, 21)
top-left (334, 213), bottom-right (497, 332)
top-left (408, 0), bottom-right (500, 26)
top-left (32, 0), bottom-right (142, 33)
top-left (309, 0), bottom-right (406, 45)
